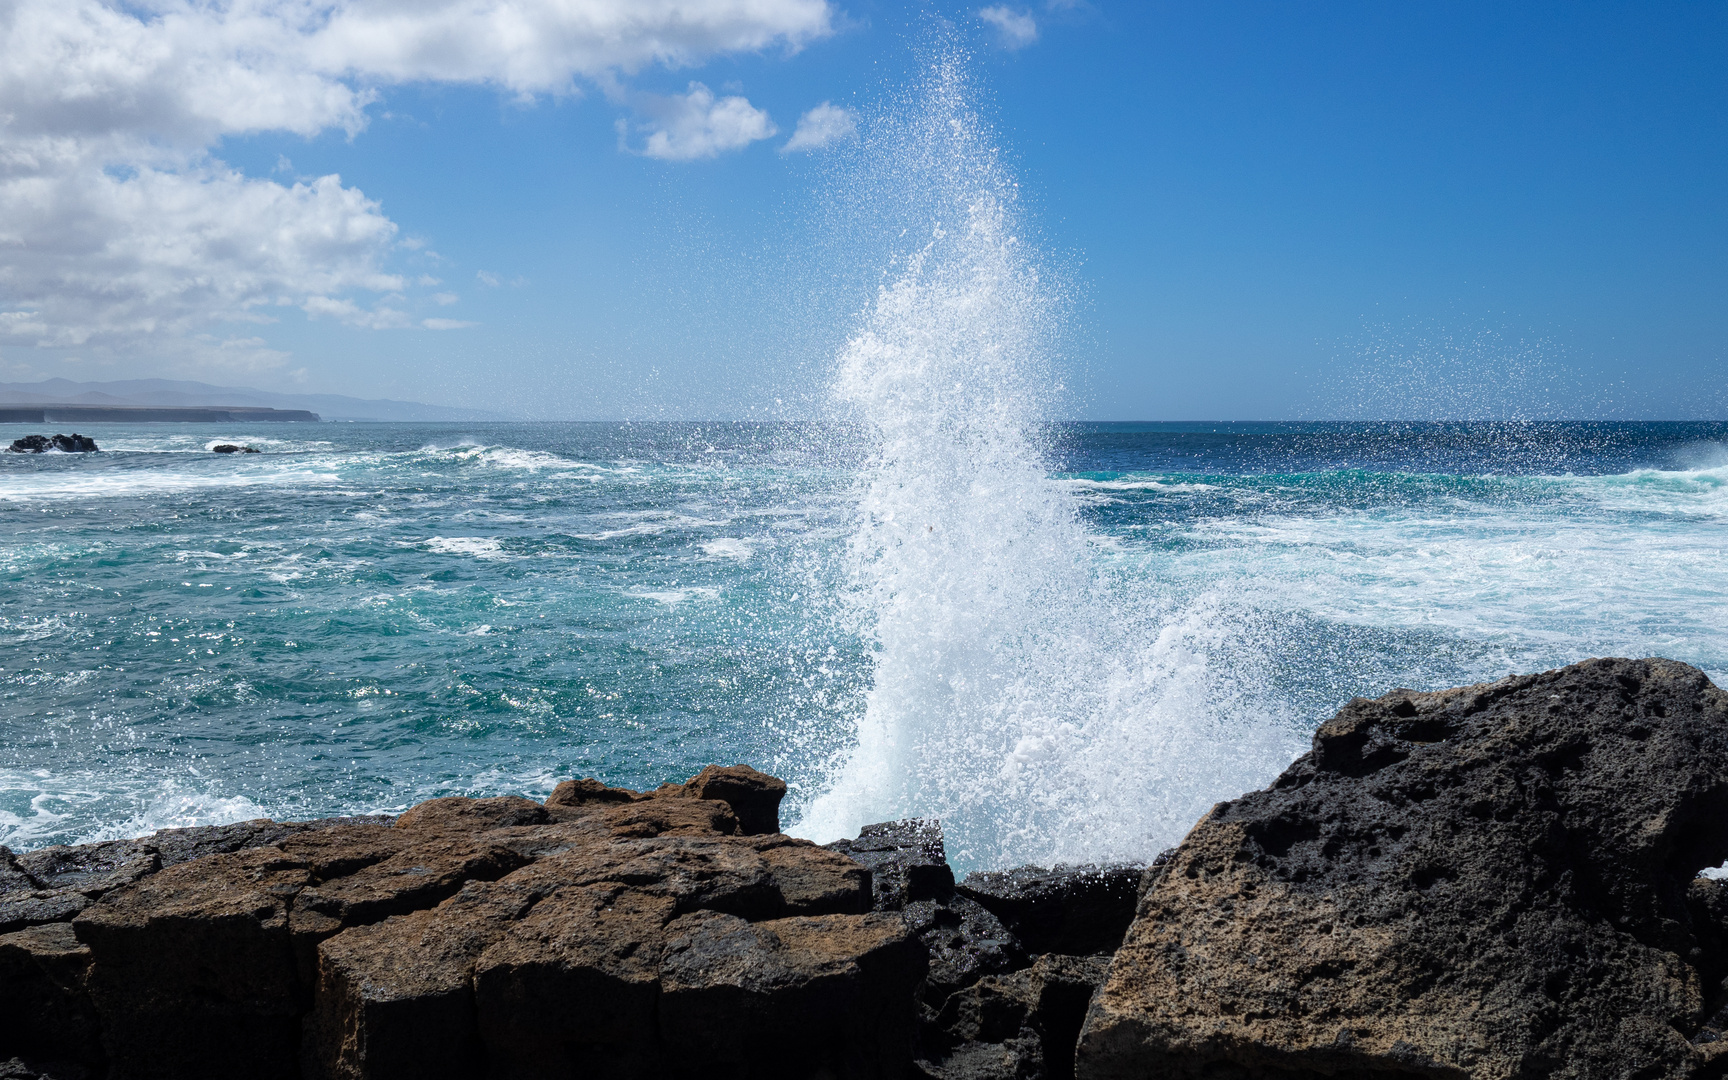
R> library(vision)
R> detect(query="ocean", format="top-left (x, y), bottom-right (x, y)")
top-left (3, 419), bottom-right (1724, 870)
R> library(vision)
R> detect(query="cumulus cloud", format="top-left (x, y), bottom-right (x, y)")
top-left (0, 0), bottom-right (836, 367)
top-left (621, 82), bottom-right (777, 160)
top-left (781, 102), bottom-right (856, 153)
top-left (980, 6), bottom-right (1039, 49)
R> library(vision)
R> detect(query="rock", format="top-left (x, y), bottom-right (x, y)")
top-left (0, 924), bottom-right (102, 1077)
top-left (917, 953), bottom-right (1111, 1080)
top-left (904, 895), bottom-right (1027, 1008)
top-left (677, 764), bottom-right (788, 835)
top-left (305, 878), bottom-right (541, 1080)
top-left (827, 818), bottom-right (956, 910)
top-left (6, 434), bottom-right (97, 453)
top-left (471, 882), bottom-right (676, 1079)
top-left (2, 767), bottom-right (924, 1080)
top-left (958, 864), bottom-right (1143, 957)
top-left (1077, 657), bottom-right (1728, 1079)
top-left (657, 909), bottom-right (926, 1077)
top-left (210, 444), bottom-right (259, 454)
top-left (544, 777), bottom-right (642, 806)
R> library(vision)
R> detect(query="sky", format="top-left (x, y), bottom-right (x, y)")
top-left (0, 0), bottom-right (1723, 419)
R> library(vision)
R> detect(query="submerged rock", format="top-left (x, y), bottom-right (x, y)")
top-left (210, 444), bottom-right (259, 454)
top-left (8, 434), bottom-right (97, 453)
top-left (1078, 657), bottom-right (1728, 1079)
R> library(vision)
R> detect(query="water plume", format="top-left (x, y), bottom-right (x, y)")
top-left (792, 47), bottom-right (1304, 869)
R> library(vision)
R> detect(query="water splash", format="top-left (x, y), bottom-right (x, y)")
top-left (791, 49), bottom-right (1304, 869)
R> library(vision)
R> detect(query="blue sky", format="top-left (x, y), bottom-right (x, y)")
top-left (2, 1), bottom-right (1723, 418)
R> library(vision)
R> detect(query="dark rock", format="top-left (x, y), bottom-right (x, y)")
top-left (6, 434), bottom-right (97, 453)
top-left (827, 818), bottom-right (956, 910)
top-left (657, 909), bottom-right (926, 1078)
top-left (0, 891), bottom-right (91, 936)
top-left (1078, 657), bottom-right (1728, 1079)
top-left (0, 924), bottom-right (102, 1076)
top-left (904, 894), bottom-right (1026, 1006)
top-left (16, 842), bottom-right (160, 898)
top-left (958, 864), bottom-right (1143, 957)
top-left (917, 954), bottom-right (1111, 1080)
top-left (0, 847), bottom-right (35, 894)
top-left (210, 444), bottom-right (259, 454)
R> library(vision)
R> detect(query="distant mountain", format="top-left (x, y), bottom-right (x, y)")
top-left (0, 378), bottom-right (508, 422)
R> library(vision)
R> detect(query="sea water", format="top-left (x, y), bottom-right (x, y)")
top-left (2, 420), bottom-right (1723, 869)
top-left (4, 50), bottom-right (1726, 869)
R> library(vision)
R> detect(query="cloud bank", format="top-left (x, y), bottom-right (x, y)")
top-left (0, 0), bottom-right (834, 369)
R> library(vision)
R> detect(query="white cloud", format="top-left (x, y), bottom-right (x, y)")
top-left (476, 270), bottom-right (502, 286)
top-left (781, 102), bottom-right (856, 153)
top-left (423, 318), bottom-right (478, 330)
top-left (432, 292), bottom-right (459, 305)
top-left (980, 6), bottom-right (1039, 49)
top-left (624, 82), bottom-right (777, 161)
top-left (0, 0), bottom-right (837, 366)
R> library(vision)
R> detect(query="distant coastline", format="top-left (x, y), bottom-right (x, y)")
top-left (0, 377), bottom-right (503, 423)
top-left (0, 405), bottom-right (319, 423)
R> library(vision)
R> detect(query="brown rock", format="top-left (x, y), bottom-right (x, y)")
top-left (304, 879), bottom-right (541, 1080)
top-left (603, 796), bottom-right (738, 838)
top-left (472, 882), bottom-right (677, 1078)
top-left (544, 777), bottom-right (642, 807)
top-left (392, 796), bottom-right (548, 833)
top-left (73, 847), bottom-right (312, 1080)
top-left (658, 910), bottom-right (926, 1078)
top-left (754, 835), bottom-right (873, 915)
top-left (1077, 657), bottom-right (1728, 1079)
top-left (679, 764), bottom-right (789, 835)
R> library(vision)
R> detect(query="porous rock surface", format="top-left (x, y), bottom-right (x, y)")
top-left (0, 765), bottom-right (922, 1080)
top-left (1078, 656), bottom-right (1728, 1079)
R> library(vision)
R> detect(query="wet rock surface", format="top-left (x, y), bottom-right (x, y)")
top-left (1079, 657), bottom-right (1728, 1079)
top-left (211, 444), bottom-right (260, 453)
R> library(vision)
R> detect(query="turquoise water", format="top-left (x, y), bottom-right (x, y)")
top-left (3, 420), bottom-right (1726, 864)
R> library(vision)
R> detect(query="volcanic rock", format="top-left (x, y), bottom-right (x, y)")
top-left (1077, 656), bottom-right (1728, 1079)
top-left (2, 771), bottom-right (916, 1079)
top-left (827, 818), bottom-right (956, 910)
top-left (958, 864), bottom-right (1143, 957)
top-left (210, 444), bottom-right (259, 454)
top-left (657, 909), bottom-right (926, 1077)
top-left (916, 953), bottom-right (1112, 1080)
top-left (7, 434), bottom-right (98, 453)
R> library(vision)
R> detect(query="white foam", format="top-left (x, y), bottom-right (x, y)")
top-left (424, 536), bottom-right (505, 559)
top-left (700, 538), bottom-right (755, 561)
top-left (627, 586), bottom-right (722, 606)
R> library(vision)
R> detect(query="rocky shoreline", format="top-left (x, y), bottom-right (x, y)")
top-left (4, 657), bottom-right (1727, 1078)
